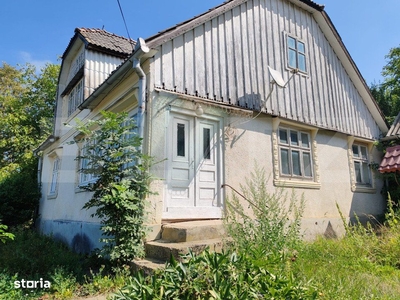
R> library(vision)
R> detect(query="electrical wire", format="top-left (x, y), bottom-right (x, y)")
top-left (116, 0), bottom-right (134, 51)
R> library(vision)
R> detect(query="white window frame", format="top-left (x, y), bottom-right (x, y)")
top-left (286, 33), bottom-right (307, 73)
top-left (348, 137), bottom-right (376, 193)
top-left (78, 140), bottom-right (99, 187)
top-left (48, 157), bottom-right (60, 197)
top-left (68, 79), bottom-right (84, 117)
top-left (272, 118), bottom-right (320, 189)
top-left (278, 127), bottom-right (313, 179)
top-left (121, 112), bottom-right (138, 171)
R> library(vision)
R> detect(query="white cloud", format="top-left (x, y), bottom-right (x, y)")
top-left (19, 51), bottom-right (52, 71)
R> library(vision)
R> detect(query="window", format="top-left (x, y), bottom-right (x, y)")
top-left (49, 157), bottom-right (60, 196)
top-left (278, 127), bottom-right (313, 179)
top-left (352, 144), bottom-right (371, 185)
top-left (121, 113), bottom-right (138, 170)
top-left (287, 35), bottom-right (306, 73)
top-left (68, 79), bottom-right (84, 116)
top-left (78, 141), bottom-right (99, 186)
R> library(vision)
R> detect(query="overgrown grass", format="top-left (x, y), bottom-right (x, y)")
top-left (0, 228), bottom-right (128, 299)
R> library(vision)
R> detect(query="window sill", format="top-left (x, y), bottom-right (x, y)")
top-left (274, 179), bottom-right (321, 189)
top-left (351, 185), bottom-right (376, 194)
top-left (47, 193), bottom-right (58, 200)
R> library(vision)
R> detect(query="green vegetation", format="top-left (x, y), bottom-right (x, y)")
top-left (73, 111), bottom-right (153, 267)
top-left (0, 63), bottom-right (59, 227)
top-left (0, 228), bottom-right (127, 299)
top-left (114, 168), bottom-right (400, 300)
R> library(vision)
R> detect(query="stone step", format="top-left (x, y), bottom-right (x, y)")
top-left (145, 238), bottom-right (225, 262)
top-left (131, 257), bottom-right (166, 275)
top-left (161, 220), bottom-right (225, 242)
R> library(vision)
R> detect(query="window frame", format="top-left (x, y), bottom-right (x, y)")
top-left (67, 78), bottom-right (84, 117)
top-left (352, 144), bottom-right (371, 186)
top-left (347, 137), bottom-right (376, 194)
top-left (286, 33), bottom-right (307, 74)
top-left (48, 157), bottom-right (61, 197)
top-left (278, 127), bottom-right (313, 179)
top-left (78, 140), bottom-right (99, 188)
top-left (272, 118), bottom-right (320, 189)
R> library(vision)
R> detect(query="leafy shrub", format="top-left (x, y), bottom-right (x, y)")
top-left (73, 111), bottom-right (154, 267)
top-left (224, 164), bottom-right (305, 255)
top-left (0, 223), bottom-right (14, 243)
top-left (0, 159), bottom-right (40, 226)
top-left (113, 248), bottom-right (318, 300)
top-left (0, 228), bottom-right (84, 279)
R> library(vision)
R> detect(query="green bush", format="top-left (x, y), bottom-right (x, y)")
top-left (0, 159), bottom-right (40, 226)
top-left (73, 111), bottom-right (154, 268)
top-left (113, 249), bottom-right (318, 300)
top-left (224, 164), bottom-right (305, 255)
top-left (0, 228), bottom-right (84, 279)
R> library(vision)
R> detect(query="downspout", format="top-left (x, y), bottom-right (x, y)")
top-left (132, 38), bottom-right (150, 151)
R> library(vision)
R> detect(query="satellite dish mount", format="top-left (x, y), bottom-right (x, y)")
top-left (268, 66), bottom-right (298, 88)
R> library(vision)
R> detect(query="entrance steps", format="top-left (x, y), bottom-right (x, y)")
top-left (132, 220), bottom-right (227, 274)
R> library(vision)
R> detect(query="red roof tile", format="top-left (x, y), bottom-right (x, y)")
top-left (379, 145), bottom-right (400, 173)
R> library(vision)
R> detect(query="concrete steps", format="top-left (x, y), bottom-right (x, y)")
top-left (131, 220), bottom-right (227, 273)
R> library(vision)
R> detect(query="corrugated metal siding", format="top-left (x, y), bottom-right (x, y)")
top-left (85, 50), bottom-right (125, 97)
top-left (153, 0), bottom-right (381, 139)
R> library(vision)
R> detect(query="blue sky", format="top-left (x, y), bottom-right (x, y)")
top-left (1, 0), bottom-right (399, 85)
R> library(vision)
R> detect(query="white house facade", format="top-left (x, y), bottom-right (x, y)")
top-left (37, 0), bottom-right (388, 252)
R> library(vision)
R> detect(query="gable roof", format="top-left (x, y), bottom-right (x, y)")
top-left (63, 28), bottom-right (134, 59)
top-left (78, 0), bottom-right (387, 135)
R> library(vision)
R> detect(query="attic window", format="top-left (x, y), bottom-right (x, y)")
top-left (67, 79), bottom-right (84, 116)
top-left (287, 35), bottom-right (307, 73)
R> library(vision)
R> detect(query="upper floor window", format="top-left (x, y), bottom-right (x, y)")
top-left (352, 144), bottom-right (371, 185)
top-left (278, 127), bottom-right (313, 179)
top-left (287, 35), bottom-right (306, 73)
top-left (68, 79), bottom-right (84, 117)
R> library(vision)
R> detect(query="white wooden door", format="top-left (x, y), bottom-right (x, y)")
top-left (164, 112), bottom-right (222, 219)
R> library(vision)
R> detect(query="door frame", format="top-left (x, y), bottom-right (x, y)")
top-left (163, 105), bottom-right (224, 220)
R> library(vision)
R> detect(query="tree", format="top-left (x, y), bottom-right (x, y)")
top-left (369, 45), bottom-right (400, 124)
top-left (0, 63), bottom-right (59, 174)
top-left (0, 62), bottom-right (59, 226)
top-left (73, 111), bottom-right (153, 267)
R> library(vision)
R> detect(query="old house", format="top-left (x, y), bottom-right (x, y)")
top-left (37, 0), bottom-right (388, 254)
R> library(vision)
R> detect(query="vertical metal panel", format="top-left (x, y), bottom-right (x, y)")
top-left (85, 51), bottom-right (124, 96)
top-left (152, 0), bottom-right (382, 139)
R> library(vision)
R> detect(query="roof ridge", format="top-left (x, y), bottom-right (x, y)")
top-left (76, 27), bottom-right (133, 42)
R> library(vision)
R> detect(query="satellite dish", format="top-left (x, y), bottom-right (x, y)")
top-left (268, 66), bottom-right (286, 88)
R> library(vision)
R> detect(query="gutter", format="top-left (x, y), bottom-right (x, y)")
top-left (132, 38), bottom-right (150, 149)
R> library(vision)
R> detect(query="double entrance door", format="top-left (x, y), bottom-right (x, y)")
top-left (164, 111), bottom-right (223, 219)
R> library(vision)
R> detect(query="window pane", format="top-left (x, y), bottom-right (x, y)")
top-left (290, 131), bottom-right (299, 146)
top-left (279, 129), bottom-right (288, 144)
top-left (362, 162), bottom-right (370, 184)
top-left (203, 128), bottom-right (211, 160)
top-left (288, 49), bottom-right (297, 68)
top-left (292, 150), bottom-right (301, 176)
top-left (303, 152), bottom-right (312, 177)
top-left (280, 148), bottom-right (290, 175)
top-left (288, 36), bottom-right (296, 49)
top-left (352, 145), bottom-right (359, 158)
top-left (301, 133), bottom-right (310, 148)
top-left (297, 41), bottom-right (305, 53)
top-left (177, 123), bottom-right (185, 157)
top-left (298, 54), bottom-right (306, 72)
top-left (354, 161), bottom-right (362, 183)
top-left (360, 146), bottom-right (368, 160)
